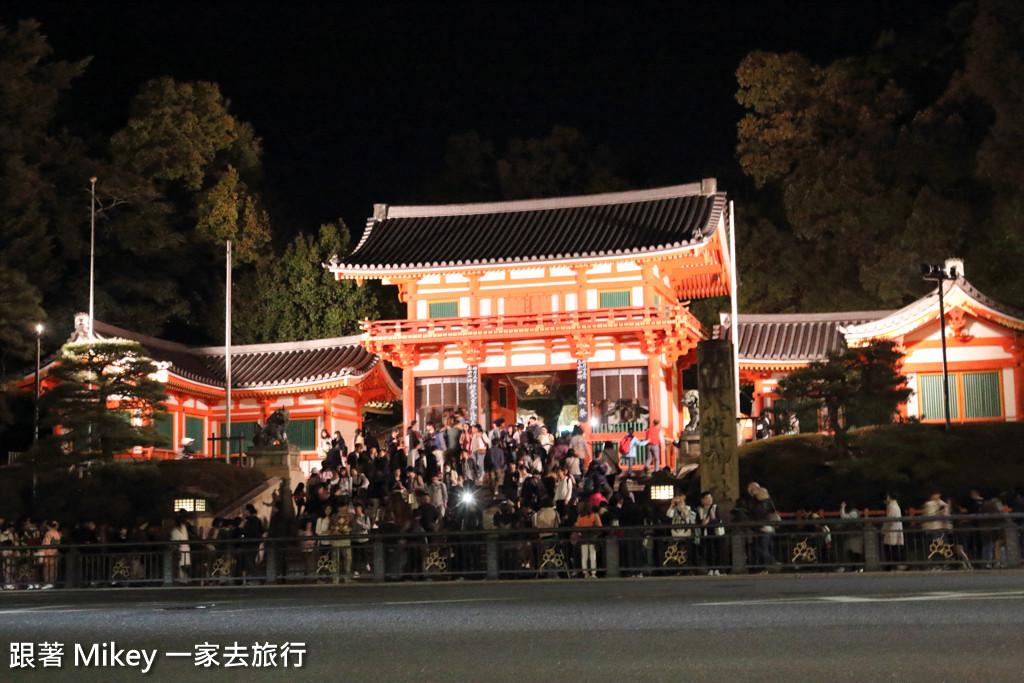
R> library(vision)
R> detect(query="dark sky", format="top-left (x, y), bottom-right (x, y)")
top-left (9, 0), bottom-right (959, 237)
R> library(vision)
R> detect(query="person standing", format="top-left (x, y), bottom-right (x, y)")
top-left (39, 521), bottom-right (61, 588)
top-left (621, 430), bottom-right (648, 479)
top-left (645, 420), bottom-right (662, 472)
top-left (574, 501), bottom-right (603, 578)
top-left (747, 482), bottom-right (778, 569)
top-left (697, 491), bottom-right (726, 574)
top-left (470, 424), bottom-right (490, 485)
top-left (406, 420), bottom-right (422, 470)
top-left (881, 492), bottom-right (905, 569)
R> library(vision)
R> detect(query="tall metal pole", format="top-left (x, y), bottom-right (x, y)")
top-left (33, 322), bottom-right (42, 514)
top-left (728, 201), bottom-right (741, 444)
top-left (936, 280), bottom-right (951, 430)
top-left (88, 177), bottom-right (97, 341)
top-left (225, 240), bottom-right (232, 462)
top-left (34, 324), bottom-right (42, 443)
top-left (922, 263), bottom-right (955, 430)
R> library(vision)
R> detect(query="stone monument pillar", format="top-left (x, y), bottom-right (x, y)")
top-left (247, 443), bottom-right (303, 520)
top-left (697, 339), bottom-right (740, 515)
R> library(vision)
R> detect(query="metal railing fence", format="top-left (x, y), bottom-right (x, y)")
top-left (3, 514), bottom-right (1019, 589)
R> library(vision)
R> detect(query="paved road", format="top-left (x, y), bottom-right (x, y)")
top-left (0, 572), bottom-right (1022, 682)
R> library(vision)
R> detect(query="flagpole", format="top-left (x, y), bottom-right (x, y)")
top-left (225, 239), bottom-right (232, 462)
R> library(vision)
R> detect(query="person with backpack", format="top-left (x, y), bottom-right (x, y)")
top-left (619, 430), bottom-right (648, 479)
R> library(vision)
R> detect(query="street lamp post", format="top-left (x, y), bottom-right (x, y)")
top-left (921, 263), bottom-right (958, 430)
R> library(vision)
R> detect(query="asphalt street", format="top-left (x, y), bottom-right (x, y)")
top-left (0, 572), bottom-right (1022, 682)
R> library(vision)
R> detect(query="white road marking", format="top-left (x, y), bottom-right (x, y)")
top-left (701, 589), bottom-right (1024, 606)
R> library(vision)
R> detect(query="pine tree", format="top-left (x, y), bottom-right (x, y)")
top-left (38, 339), bottom-right (169, 462)
top-left (778, 340), bottom-right (912, 450)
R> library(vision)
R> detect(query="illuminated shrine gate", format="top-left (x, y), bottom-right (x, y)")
top-left (327, 180), bottom-right (734, 462)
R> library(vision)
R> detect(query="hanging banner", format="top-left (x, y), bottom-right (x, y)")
top-left (467, 365), bottom-right (479, 425)
top-left (576, 359), bottom-right (589, 424)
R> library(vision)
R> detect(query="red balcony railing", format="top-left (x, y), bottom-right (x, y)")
top-left (361, 305), bottom-right (704, 341)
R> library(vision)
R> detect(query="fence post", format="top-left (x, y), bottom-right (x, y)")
top-left (604, 534), bottom-right (620, 578)
top-left (162, 546), bottom-right (174, 587)
top-left (372, 540), bottom-right (385, 583)
top-left (863, 525), bottom-right (881, 572)
top-left (1003, 521), bottom-right (1021, 568)
top-left (64, 549), bottom-right (80, 589)
top-left (265, 543), bottom-right (278, 584)
top-left (731, 529), bottom-right (747, 575)
top-left (485, 534), bottom-right (498, 580)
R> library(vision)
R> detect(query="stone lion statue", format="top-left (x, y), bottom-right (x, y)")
top-left (682, 390), bottom-right (700, 433)
top-left (252, 408), bottom-right (289, 448)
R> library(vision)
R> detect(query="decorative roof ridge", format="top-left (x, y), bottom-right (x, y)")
top-left (956, 278), bottom-right (1024, 321)
top-left (191, 334), bottom-right (367, 357)
top-left (381, 180), bottom-right (715, 219)
top-left (844, 277), bottom-right (1024, 336)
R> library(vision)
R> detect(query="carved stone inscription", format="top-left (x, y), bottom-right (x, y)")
top-left (697, 340), bottom-right (739, 513)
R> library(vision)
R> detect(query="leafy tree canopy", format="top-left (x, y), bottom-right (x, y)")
top-left (734, 0), bottom-right (1024, 312)
top-left (110, 77), bottom-right (271, 264)
top-left (234, 221), bottom-right (383, 343)
top-left (412, 125), bottom-right (629, 203)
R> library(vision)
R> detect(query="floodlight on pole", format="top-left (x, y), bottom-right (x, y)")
top-left (921, 262), bottom-right (958, 430)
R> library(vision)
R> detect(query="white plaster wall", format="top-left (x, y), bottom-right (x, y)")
top-left (480, 299), bottom-right (491, 316)
top-left (616, 261), bottom-right (641, 272)
top-left (481, 271), bottom-right (506, 282)
top-left (587, 290), bottom-right (598, 308)
top-left (510, 268), bottom-right (545, 280)
top-left (565, 293), bottom-right (578, 310)
top-left (443, 357), bottom-right (467, 371)
top-left (416, 358), bottom-right (440, 371)
top-left (549, 352), bottom-right (575, 365)
top-left (1002, 368), bottom-right (1017, 420)
top-left (619, 347), bottom-right (647, 361)
top-left (592, 349), bottom-right (616, 363)
top-left (419, 274), bottom-right (441, 285)
top-left (905, 372), bottom-right (920, 418)
top-left (417, 300), bottom-right (427, 318)
top-left (459, 297), bottom-right (470, 315)
top-left (632, 286), bottom-right (643, 306)
top-left (511, 353), bottom-right (547, 367)
top-left (446, 273), bottom-right (469, 283)
top-left (551, 294), bottom-right (559, 312)
top-left (590, 263), bottom-right (613, 274)
top-left (590, 276), bottom-right (637, 284)
top-left (481, 354), bottom-right (507, 368)
top-left (907, 345), bottom-right (1012, 364)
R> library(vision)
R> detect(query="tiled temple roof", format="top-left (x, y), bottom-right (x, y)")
top-left (714, 311), bottom-right (891, 364)
top-left (89, 320), bottom-right (378, 389)
top-left (329, 180), bottom-right (726, 272)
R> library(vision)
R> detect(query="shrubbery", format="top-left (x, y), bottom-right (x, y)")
top-left (738, 422), bottom-right (1024, 512)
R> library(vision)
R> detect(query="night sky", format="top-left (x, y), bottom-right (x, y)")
top-left (9, 0), bottom-right (959, 238)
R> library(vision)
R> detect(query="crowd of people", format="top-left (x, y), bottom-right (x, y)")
top-left (4, 416), bottom-right (1023, 587)
top-left (288, 418), bottom-right (1024, 579)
